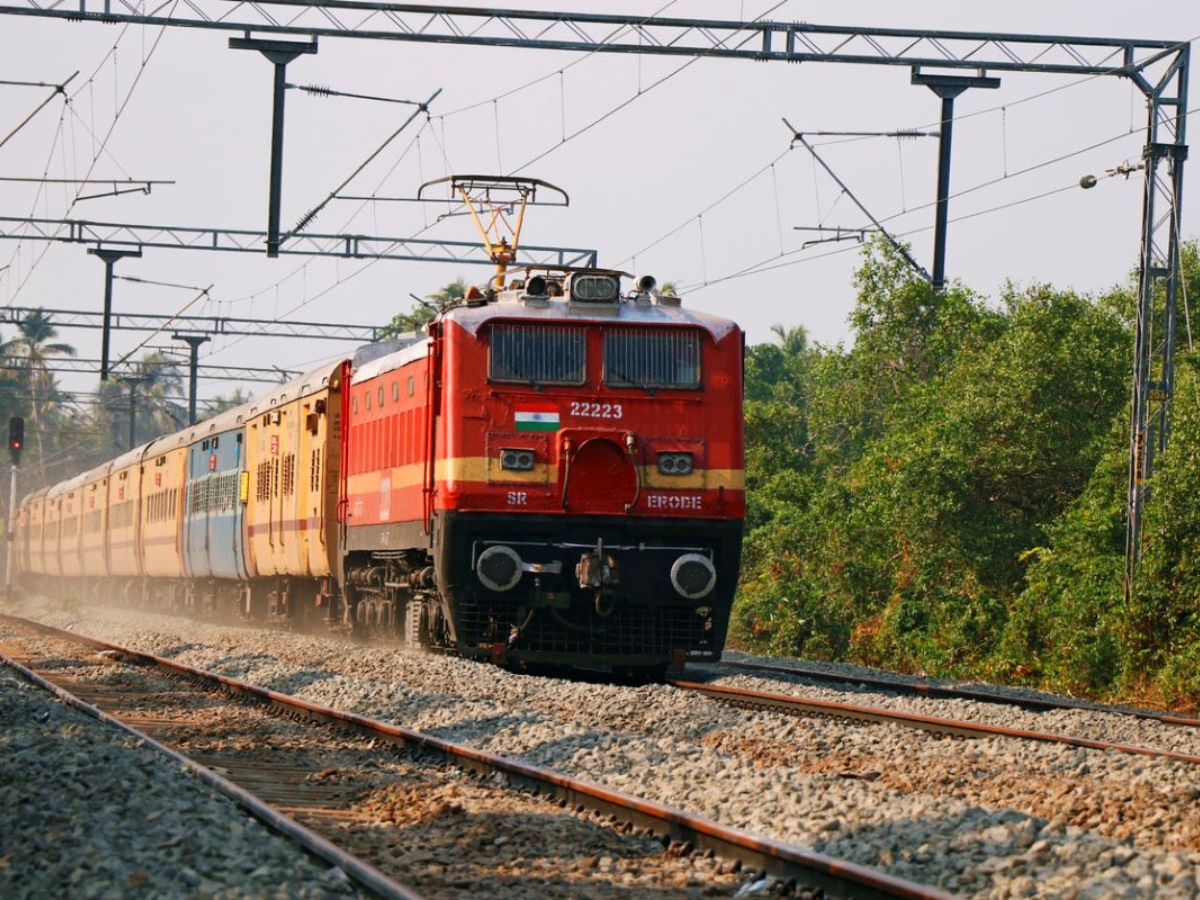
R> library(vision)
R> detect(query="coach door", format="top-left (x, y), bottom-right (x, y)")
top-left (185, 431), bottom-right (249, 580)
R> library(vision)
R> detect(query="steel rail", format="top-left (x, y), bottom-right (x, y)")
top-left (0, 649), bottom-right (424, 900)
top-left (0, 613), bottom-right (950, 900)
top-left (671, 679), bottom-right (1200, 766)
top-left (719, 659), bottom-right (1200, 728)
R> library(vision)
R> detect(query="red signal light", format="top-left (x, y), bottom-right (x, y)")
top-left (8, 416), bottom-right (23, 466)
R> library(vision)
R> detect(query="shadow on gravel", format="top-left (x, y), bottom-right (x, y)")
top-left (157, 642), bottom-right (207, 658)
top-left (350, 805), bottom-right (742, 898)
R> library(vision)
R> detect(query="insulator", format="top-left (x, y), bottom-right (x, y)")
top-left (294, 208), bottom-right (320, 232)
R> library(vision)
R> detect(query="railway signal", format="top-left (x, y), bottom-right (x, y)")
top-left (8, 416), bottom-right (23, 467)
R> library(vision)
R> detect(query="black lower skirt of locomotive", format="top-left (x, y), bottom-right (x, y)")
top-left (434, 510), bottom-right (743, 673)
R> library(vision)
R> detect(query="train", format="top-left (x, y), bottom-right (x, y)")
top-left (11, 186), bottom-right (745, 679)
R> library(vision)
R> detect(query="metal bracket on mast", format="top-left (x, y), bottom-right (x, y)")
top-left (910, 69), bottom-right (1000, 292)
top-left (87, 245), bottom-right (142, 382)
top-left (785, 120), bottom-right (931, 283)
top-left (229, 35), bottom-right (319, 258)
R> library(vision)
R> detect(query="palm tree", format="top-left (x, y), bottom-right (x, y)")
top-left (92, 351), bottom-right (185, 453)
top-left (206, 387), bottom-right (254, 417)
top-left (127, 352), bottom-right (185, 447)
top-left (4, 309), bottom-right (77, 475)
top-left (770, 323), bottom-right (808, 357)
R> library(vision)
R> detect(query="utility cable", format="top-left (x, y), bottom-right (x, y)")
top-left (0, 72), bottom-right (77, 152)
top-left (508, 1), bottom-right (786, 176)
top-left (787, 123), bottom-right (931, 282)
top-left (2, 6), bottom-right (177, 308)
top-left (291, 88), bottom-right (441, 235)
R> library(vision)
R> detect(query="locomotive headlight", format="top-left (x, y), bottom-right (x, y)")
top-left (670, 553), bottom-right (716, 600)
top-left (477, 545), bottom-right (523, 592)
top-left (657, 452), bottom-right (693, 476)
top-left (500, 448), bottom-right (536, 471)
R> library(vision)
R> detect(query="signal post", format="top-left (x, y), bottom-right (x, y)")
top-left (5, 416), bottom-right (22, 603)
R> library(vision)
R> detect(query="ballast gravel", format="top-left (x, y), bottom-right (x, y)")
top-left (7, 595), bottom-right (1200, 898)
top-left (0, 661), bottom-right (365, 899)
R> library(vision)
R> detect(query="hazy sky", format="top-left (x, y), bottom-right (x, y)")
top-left (0, 1), bottom-right (1196, 409)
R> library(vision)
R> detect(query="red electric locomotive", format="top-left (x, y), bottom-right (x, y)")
top-left (340, 264), bottom-right (745, 677)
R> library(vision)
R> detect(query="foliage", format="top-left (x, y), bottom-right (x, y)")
top-left (0, 310), bottom-right (200, 528)
top-left (1130, 350), bottom-right (1200, 705)
top-left (996, 429), bottom-right (1128, 694)
top-left (206, 388), bottom-right (254, 417)
top-left (379, 277), bottom-right (468, 338)
top-left (729, 235), bottom-right (1200, 706)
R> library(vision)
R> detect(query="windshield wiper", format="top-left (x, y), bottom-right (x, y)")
top-left (606, 365), bottom-right (656, 396)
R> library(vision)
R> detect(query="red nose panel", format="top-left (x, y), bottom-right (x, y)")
top-left (564, 438), bottom-right (636, 514)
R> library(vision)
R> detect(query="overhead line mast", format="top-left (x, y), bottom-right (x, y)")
top-left (0, 2), bottom-right (1187, 597)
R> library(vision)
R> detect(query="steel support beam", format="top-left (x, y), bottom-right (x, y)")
top-left (1125, 46), bottom-right (1190, 600)
top-left (0, 4), bottom-right (1181, 74)
top-left (0, 305), bottom-right (381, 342)
top-left (911, 71), bottom-right (1000, 291)
top-left (230, 37), bottom-right (319, 257)
top-left (0, 359), bottom-right (299, 384)
top-left (172, 333), bottom-right (212, 425)
top-left (0, 215), bottom-right (598, 269)
top-left (87, 246), bottom-right (142, 382)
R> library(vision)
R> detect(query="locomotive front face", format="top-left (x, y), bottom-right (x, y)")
top-left (432, 277), bottom-right (745, 674)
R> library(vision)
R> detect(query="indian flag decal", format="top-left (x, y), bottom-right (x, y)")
top-left (515, 403), bottom-right (560, 432)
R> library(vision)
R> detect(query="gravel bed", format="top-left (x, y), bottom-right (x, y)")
top-left (9, 595), bottom-right (1200, 898)
top-left (708, 652), bottom-right (1200, 757)
top-left (0, 632), bottom-right (752, 899)
top-left (0, 656), bottom-right (368, 899)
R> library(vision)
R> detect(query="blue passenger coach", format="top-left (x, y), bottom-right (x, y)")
top-left (184, 419), bottom-right (249, 582)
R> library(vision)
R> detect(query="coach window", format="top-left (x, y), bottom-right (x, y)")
top-left (603, 328), bottom-right (702, 390)
top-left (407, 375), bottom-right (415, 397)
top-left (392, 381), bottom-right (399, 402)
top-left (378, 386), bottom-right (385, 408)
top-left (489, 324), bottom-right (586, 386)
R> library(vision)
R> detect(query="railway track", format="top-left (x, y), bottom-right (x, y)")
top-left (670, 678), bottom-right (1200, 766)
top-left (716, 658), bottom-right (1200, 728)
top-left (0, 613), bottom-right (951, 900)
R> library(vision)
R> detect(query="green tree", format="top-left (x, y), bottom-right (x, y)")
top-left (732, 240), bottom-right (1130, 677)
top-left (379, 277), bottom-right (468, 338)
top-left (3, 309), bottom-right (77, 478)
top-left (205, 387), bottom-right (254, 417)
top-left (93, 352), bottom-right (185, 451)
top-left (994, 240), bottom-right (1200, 702)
